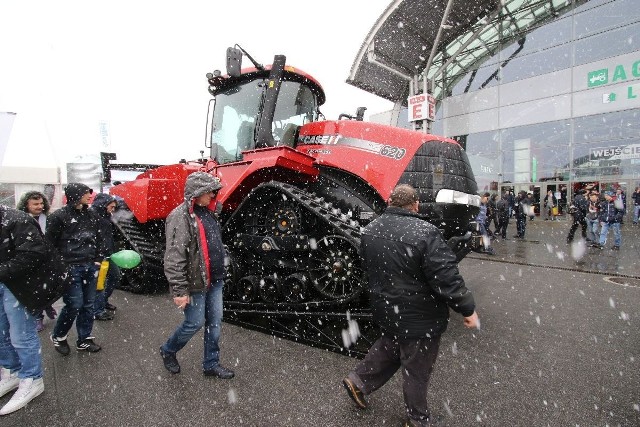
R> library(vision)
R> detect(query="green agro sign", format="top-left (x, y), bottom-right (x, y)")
top-left (588, 60), bottom-right (640, 87)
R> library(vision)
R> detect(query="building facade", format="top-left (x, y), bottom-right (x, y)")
top-left (371, 0), bottom-right (639, 215)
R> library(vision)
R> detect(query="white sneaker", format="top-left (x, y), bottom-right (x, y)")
top-left (0, 368), bottom-right (19, 398)
top-left (0, 377), bottom-right (44, 415)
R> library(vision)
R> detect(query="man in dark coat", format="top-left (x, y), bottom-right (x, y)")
top-left (159, 172), bottom-right (234, 379)
top-left (342, 184), bottom-right (479, 427)
top-left (0, 206), bottom-right (47, 414)
top-left (90, 193), bottom-right (119, 321)
top-left (513, 190), bottom-right (530, 238)
top-left (496, 192), bottom-right (510, 239)
top-left (48, 183), bottom-right (105, 355)
top-left (567, 189), bottom-right (588, 244)
top-left (16, 191), bottom-right (57, 332)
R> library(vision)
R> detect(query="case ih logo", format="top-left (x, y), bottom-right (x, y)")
top-left (588, 69), bottom-right (608, 87)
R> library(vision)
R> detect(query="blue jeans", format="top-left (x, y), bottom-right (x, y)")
top-left (599, 222), bottom-right (621, 247)
top-left (634, 205), bottom-right (640, 223)
top-left (0, 283), bottom-right (43, 379)
top-left (162, 280), bottom-right (224, 371)
top-left (95, 264), bottom-right (120, 315)
top-left (53, 263), bottom-right (98, 343)
top-left (586, 218), bottom-right (599, 241)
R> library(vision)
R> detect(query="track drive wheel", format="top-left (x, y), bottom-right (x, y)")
top-left (308, 235), bottom-right (365, 301)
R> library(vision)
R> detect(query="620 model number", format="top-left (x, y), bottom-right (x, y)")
top-left (380, 145), bottom-right (406, 160)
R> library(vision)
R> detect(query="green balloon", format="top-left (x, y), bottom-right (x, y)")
top-left (111, 250), bottom-right (142, 269)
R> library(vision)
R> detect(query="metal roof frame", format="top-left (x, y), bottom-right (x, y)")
top-left (347, 0), bottom-right (581, 115)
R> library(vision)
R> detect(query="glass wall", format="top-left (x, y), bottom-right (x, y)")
top-left (435, 0), bottom-right (640, 196)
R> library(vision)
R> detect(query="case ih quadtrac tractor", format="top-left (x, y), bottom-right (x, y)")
top-left (109, 46), bottom-right (481, 356)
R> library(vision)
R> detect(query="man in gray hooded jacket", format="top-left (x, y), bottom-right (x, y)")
top-left (159, 172), bottom-right (234, 379)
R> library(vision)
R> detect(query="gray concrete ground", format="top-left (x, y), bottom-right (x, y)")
top-left (2, 219), bottom-right (639, 426)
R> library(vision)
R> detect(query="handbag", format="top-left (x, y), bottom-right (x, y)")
top-left (551, 206), bottom-right (559, 216)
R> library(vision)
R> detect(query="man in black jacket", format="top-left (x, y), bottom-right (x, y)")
top-left (0, 206), bottom-right (47, 414)
top-left (342, 184), bottom-right (479, 427)
top-left (567, 189), bottom-right (588, 244)
top-left (48, 183), bottom-right (105, 355)
top-left (90, 193), bottom-right (119, 321)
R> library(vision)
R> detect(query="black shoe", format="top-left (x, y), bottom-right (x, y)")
top-left (343, 377), bottom-right (368, 409)
top-left (94, 311), bottom-right (114, 321)
top-left (50, 335), bottom-right (70, 356)
top-left (203, 365), bottom-right (234, 379)
top-left (404, 414), bottom-right (443, 427)
top-left (105, 303), bottom-right (117, 311)
top-left (76, 338), bottom-right (101, 352)
top-left (160, 347), bottom-right (180, 374)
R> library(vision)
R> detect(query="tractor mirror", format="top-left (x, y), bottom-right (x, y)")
top-left (226, 47), bottom-right (243, 77)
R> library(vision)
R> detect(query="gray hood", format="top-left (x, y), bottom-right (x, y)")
top-left (184, 172), bottom-right (223, 201)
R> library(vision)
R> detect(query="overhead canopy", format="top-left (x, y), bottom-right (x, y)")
top-left (348, 0), bottom-right (579, 103)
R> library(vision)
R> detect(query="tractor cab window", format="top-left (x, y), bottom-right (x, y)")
top-left (273, 81), bottom-right (318, 146)
top-left (210, 80), bottom-right (261, 164)
top-left (210, 79), bottom-right (319, 164)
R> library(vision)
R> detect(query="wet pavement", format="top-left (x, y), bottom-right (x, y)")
top-left (1, 217), bottom-right (639, 426)
top-left (469, 216), bottom-right (640, 279)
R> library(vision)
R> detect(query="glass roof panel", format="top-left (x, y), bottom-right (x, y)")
top-left (422, 0), bottom-right (580, 101)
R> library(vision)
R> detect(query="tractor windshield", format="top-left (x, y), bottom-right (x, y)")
top-left (211, 79), bottom-right (318, 164)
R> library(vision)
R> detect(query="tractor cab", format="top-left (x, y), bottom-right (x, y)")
top-left (206, 47), bottom-right (325, 164)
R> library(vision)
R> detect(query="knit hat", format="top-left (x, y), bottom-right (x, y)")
top-left (65, 183), bottom-right (93, 205)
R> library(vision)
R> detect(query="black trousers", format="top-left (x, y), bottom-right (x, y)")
top-left (348, 334), bottom-right (441, 426)
top-left (496, 217), bottom-right (509, 238)
top-left (567, 218), bottom-right (587, 241)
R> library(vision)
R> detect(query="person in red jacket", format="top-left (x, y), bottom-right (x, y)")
top-left (342, 184), bottom-right (479, 427)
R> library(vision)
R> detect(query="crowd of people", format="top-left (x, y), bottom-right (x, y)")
top-left (0, 177), bottom-right (238, 416)
top-left (475, 186), bottom-right (636, 254)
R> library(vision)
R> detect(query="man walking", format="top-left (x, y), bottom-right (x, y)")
top-left (159, 172), bottom-right (234, 379)
top-left (342, 184), bottom-right (479, 427)
top-left (0, 206), bottom-right (47, 414)
top-left (16, 191), bottom-right (57, 332)
top-left (90, 193), bottom-right (119, 321)
top-left (597, 191), bottom-right (624, 250)
top-left (496, 192), bottom-right (510, 239)
top-left (48, 183), bottom-right (105, 355)
top-left (567, 189), bottom-right (588, 244)
top-left (513, 190), bottom-right (529, 238)
top-left (632, 187), bottom-right (640, 224)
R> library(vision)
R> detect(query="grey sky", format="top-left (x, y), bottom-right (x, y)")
top-left (0, 0), bottom-right (393, 166)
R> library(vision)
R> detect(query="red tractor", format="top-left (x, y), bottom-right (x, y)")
top-left (108, 46), bottom-right (481, 355)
